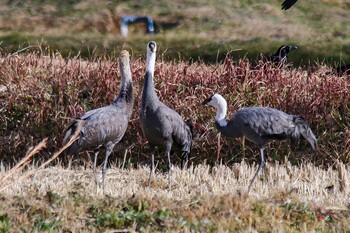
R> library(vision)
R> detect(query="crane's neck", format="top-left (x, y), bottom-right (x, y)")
top-left (112, 58), bottom-right (134, 117)
top-left (141, 50), bottom-right (159, 107)
top-left (214, 101), bottom-right (227, 127)
top-left (146, 52), bottom-right (156, 74)
top-left (114, 82), bottom-right (134, 116)
top-left (119, 60), bottom-right (133, 100)
top-left (210, 95), bottom-right (242, 138)
top-left (213, 99), bottom-right (238, 137)
top-left (141, 71), bottom-right (159, 106)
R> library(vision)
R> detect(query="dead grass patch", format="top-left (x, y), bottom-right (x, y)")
top-left (0, 161), bottom-right (349, 231)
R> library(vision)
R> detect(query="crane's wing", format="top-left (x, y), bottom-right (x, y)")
top-left (281, 0), bottom-right (298, 10)
top-left (81, 105), bottom-right (129, 144)
top-left (80, 107), bottom-right (105, 121)
top-left (64, 105), bottom-right (129, 153)
top-left (241, 107), bottom-right (295, 138)
top-left (157, 103), bottom-right (192, 150)
top-left (64, 106), bottom-right (108, 143)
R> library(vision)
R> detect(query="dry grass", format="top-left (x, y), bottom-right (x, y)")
top-left (1, 41), bottom-right (350, 231)
top-left (0, 120), bottom-right (82, 193)
top-left (0, 0), bottom-right (350, 65)
top-left (2, 162), bottom-right (348, 205)
top-left (1, 1), bottom-right (350, 231)
top-left (0, 161), bottom-right (349, 231)
top-left (1, 0), bottom-right (349, 41)
top-left (1, 50), bottom-right (350, 166)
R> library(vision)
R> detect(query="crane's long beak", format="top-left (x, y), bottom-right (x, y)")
top-left (201, 98), bottom-right (211, 105)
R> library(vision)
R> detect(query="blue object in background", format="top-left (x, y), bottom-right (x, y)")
top-left (120, 16), bottom-right (155, 36)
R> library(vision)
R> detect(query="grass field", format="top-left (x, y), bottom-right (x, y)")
top-left (1, 48), bottom-right (350, 231)
top-left (1, 50), bottom-right (349, 165)
top-left (1, 0), bottom-right (350, 232)
top-left (1, 160), bottom-right (349, 232)
top-left (0, 0), bottom-right (350, 65)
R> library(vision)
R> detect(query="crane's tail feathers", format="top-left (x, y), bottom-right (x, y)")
top-left (294, 116), bottom-right (317, 150)
top-left (185, 119), bottom-right (195, 138)
top-left (185, 119), bottom-right (195, 152)
top-left (63, 120), bottom-right (83, 155)
top-left (183, 119), bottom-right (194, 167)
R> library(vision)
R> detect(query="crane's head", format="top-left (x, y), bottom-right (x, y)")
top-left (147, 41), bottom-right (157, 53)
top-left (146, 41), bottom-right (157, 73)
top-left (119, 50), bottom-right (130, 65)
top-left (202, 93), bottom-right (227, 108)
top-left (202, 93), bottom-right (228, 125)
top-left (120, 50), bottom-right (130, 58)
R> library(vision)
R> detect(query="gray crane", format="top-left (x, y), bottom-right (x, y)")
top-left (139, 41), bottom-right (193, 190)
top-left (63, 50), bottom-right (134, 194)
top-left (203, 93), bottom-right (317, 192)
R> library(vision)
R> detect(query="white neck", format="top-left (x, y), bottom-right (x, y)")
top-left (146, 52), bottom-right (156, 74)
top-left (215, 100), bottom-right (227, 127)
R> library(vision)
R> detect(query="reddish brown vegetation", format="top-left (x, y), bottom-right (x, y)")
top-left (1, 51), bottom-right (349, 166)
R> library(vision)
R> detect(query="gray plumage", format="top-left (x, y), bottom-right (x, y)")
top-left (63, 50), bottom-right (134, 194)
top-left (140, 41), bottom-right (193, 190)
top-left (203, 94), bottom-right (317, 192)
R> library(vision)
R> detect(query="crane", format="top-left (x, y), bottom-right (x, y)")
top-left (203, 93), bottom-right (317, 192)
top-left (63, 50), bottom-right (134, 194)
top-left (139, 41), bottom-right (193, 190)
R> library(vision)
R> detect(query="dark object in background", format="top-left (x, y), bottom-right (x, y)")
top-left (268, 45), bottom-right (298, 67)
top-left (120, 16), bottom-right (155, 36)
top-left (281, 0), bottom-right (298, 10)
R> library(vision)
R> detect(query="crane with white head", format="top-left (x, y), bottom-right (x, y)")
top-left (203, 93), bottom-right (317, 192)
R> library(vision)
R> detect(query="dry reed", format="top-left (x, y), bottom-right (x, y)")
top-left (1, 51), bottom-right (350, 168)
top-left (0, 120), bottom-right (82, 192)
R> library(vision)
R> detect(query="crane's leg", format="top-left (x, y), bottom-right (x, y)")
top-left (165, 142), bottom-right (173, 191)
top-left (121, 148), bottom-right (128, 169)
top-left (180, 151), bottom-right (189, 170)
top-left (216, 132), bottom-right (221, 162)
top-left (93, 148), bottom-right (100, 194)
top-left (102, 145), bottom-right (114, 195)
top-left (186, 151), bottom-right (190, 169)
top-left (261, 155), bottom-right (267, 181)
top-left (147, 146), bottom-right (156, 187)
top-left (180, 153), bottom-right (185, 170)
top-left (241, 136), bottom-right (246, 160)
top-left (290, 138), bottom-right (297, 152)
top-left (248, 147), bottom-right (265, 192)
